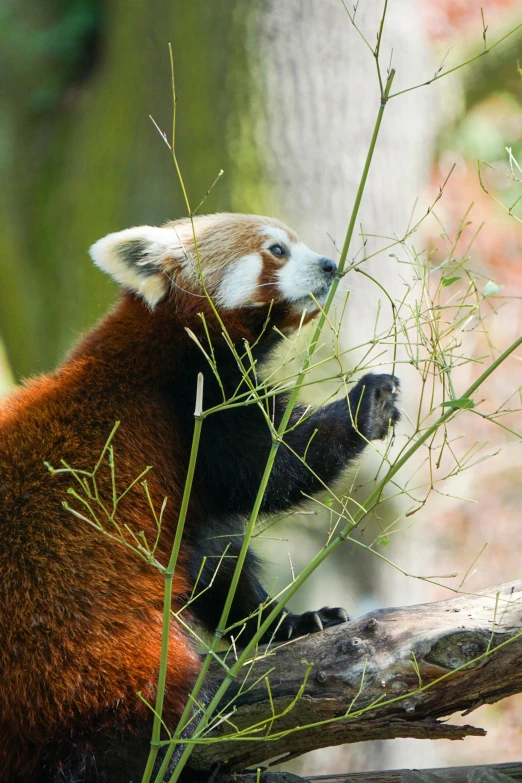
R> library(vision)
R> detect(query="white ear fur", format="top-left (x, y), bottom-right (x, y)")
top-left (89, 226), bottom-right (184, 307)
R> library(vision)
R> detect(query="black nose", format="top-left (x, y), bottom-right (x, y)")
top-left (319, 257), bottom-right (337, 274)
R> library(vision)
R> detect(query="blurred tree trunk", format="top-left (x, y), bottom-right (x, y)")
top-left (225, 0), bottom-right (439, 774)
top-left (0, 0), bottom-right (248, 377)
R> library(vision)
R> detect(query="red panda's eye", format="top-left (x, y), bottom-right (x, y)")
top-left (269, 244), bottom-right (287, 258)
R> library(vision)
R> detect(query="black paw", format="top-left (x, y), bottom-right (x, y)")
top-left (349, 373), bottom-right (400, 441)
top-left (274, 606), bottom-right (349, 641)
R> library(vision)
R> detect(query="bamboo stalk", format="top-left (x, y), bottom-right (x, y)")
top-left (141, 374), bottom-right (205, 783)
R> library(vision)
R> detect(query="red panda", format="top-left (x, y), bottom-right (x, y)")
top-left (0, 213), bottom-right (399, 781)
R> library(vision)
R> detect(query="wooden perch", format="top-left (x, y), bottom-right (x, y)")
top-left (216, 760), bottom-right (522, 782)
top-left (189, 579), bottom-right (522, 774)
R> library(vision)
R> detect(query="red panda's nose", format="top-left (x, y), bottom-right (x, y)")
top-left (319, 257), bottom-right (337, 274)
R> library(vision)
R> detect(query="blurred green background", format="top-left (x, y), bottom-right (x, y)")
top-left (0, 0), bottom-right (270, 377)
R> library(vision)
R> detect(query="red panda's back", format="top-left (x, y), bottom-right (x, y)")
top-left (0, 367), bottom-right (200, 780)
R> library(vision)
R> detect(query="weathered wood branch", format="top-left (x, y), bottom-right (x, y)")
top-left (190, 579), bottom-right (522, 774)
top-left (216, 761), bottom-right (522, 782)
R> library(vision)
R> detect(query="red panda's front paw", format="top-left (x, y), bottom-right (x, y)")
top-left (274, 606), bottom-right (349, 641)
top-left (350, 373), bottom-right (400, 441)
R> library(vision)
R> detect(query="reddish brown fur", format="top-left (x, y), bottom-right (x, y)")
top-left (0, 214), bottom-right (316, 780)
top-left (0, 295), bottom-right (224, 779)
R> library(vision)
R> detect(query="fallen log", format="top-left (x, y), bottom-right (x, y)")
top-left (188, 579), bottom-right (522, 774)
top-left (216, 761), bottom-right (522, 782)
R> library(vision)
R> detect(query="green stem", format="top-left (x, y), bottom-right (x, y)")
top-left (158, 68), bottom-right (397, 783)
top-left (141, 374), bottom-right (205, 783)
top-left (388, 20), bottom-right (522, 100)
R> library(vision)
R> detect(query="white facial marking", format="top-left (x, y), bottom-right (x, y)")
top-left (217, 253), bottom-right (263, 308)
top-left (276, 242), bottom-right (330, 306)
top-left (260, 225), bottom-right (291, 247)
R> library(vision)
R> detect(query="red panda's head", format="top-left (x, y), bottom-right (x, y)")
top-left (89, 213), bottom-right (337, 331)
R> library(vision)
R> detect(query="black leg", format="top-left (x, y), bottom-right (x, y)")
top-left (187, 525), bottom-right (349, 645)
top-left (197, 374), bottom-right (400, 516)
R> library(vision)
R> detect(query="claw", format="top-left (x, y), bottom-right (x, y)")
top-left (274, 606), bottom-right (349, 642)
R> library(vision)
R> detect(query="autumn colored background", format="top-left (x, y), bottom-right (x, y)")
top-left (416, 0), bottom-right (522, 770)
top-left (0, 0), bottom-right (521, 774)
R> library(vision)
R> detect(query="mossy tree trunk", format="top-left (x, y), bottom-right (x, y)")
top-left (0, 0), bottom-right (262, 378)
top-left (221, 1), bottom-right (438, 772)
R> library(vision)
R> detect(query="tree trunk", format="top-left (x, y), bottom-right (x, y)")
top-left (216, 761), bottom-right (522, 782)
top-left (225, 0), bottom-right (438, 772)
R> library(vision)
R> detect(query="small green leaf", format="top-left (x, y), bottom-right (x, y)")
top-left (441, 398), bottom-right (475, 409)
top-left (442, 275), bottom-right (461, 287)
top-left (483, 280), bottom-right (503, 297)
top-left (377, 536), bottom-right (391, 547)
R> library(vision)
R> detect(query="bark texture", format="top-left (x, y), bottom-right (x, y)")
top-left (186, 579), bottom-right (522, 774)
top-left (217, 761), bottom-right (522, 782)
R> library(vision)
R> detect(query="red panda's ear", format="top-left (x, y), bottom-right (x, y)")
top-left (89, 226), bottom-right (185, 308)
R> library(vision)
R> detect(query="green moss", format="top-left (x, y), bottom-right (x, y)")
top-left (0, 0), bottom-right (278, 378)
